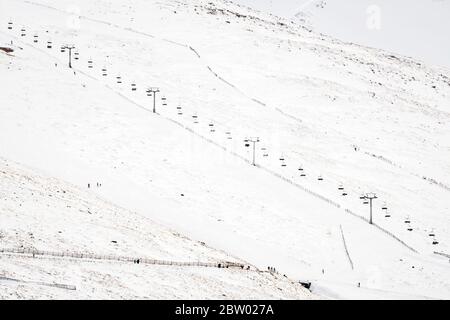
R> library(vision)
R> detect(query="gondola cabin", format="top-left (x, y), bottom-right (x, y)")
top-left (8, 22), bottom-right (13, 30)
top-left (33, 35), bottom-right (38, 43)
top-left (47, 41), bottom-right (52, 49)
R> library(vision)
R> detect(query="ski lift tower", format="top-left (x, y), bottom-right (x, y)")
top-left (62, 44), bottom-right (76, 68)
top-left (147, 87), bottom-right (160, 113)
top-left (362, 192), bottom-right (378, 224)
top-left (244, 137), bottom-right (260, 166)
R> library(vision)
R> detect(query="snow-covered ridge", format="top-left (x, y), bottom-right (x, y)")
top-left (0, 157), bottom-right (313, 299)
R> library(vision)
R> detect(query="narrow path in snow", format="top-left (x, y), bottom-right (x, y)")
top-left (339, 225), bottom-right (354, 270)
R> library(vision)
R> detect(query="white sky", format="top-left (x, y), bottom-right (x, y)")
top-left (233, 0), bottom-right (450, 70)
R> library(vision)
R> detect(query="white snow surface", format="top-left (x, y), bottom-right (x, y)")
top-left (0, 0), bottom-right (449, 299)
top-left (0, 157), bottom-right (314, 299)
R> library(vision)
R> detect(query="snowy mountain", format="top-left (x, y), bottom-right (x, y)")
top-left (1, 0), bottom-right (449, 299)
top-left (235, 0), bottom-right (450, 69)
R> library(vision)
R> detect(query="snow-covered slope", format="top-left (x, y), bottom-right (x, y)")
top-left (0, 0), bottom-right (449, 299)
top-left (0, 157), bottom-right (313, 299)
top-left (234, 0), bottom-right (450, 69)
top-left (300, 0), bottom-right (450, 69)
